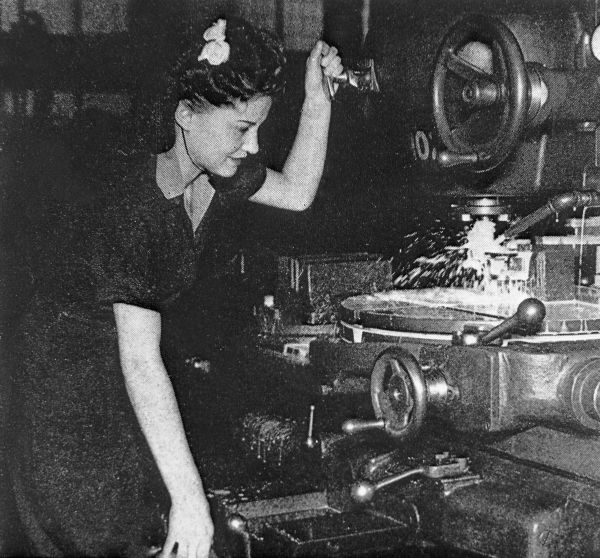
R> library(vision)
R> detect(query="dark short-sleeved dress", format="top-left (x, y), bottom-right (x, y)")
top-left (10, 152), bottom-right (266, 557)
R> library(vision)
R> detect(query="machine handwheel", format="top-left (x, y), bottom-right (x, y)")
top-left (432, 14), bottom-right (529, 171)
top-left (371, 347), bottom-right (427, 440)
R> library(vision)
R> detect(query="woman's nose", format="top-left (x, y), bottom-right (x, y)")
top-left (242, 129), bottom-right (259, 155)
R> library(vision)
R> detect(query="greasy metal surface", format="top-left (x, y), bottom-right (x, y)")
top-left (322, 430), bottom-right (600, 557)
top-left (490, 426), bottom-right (600, 482)
top-left (263, 510), bottom-right (410, 557)
top-left (341, 289), bottom-right (600, 335)
top-left (211, 485), bottom-right (415, 557)
top-left (221, 492), bottom-right (329, 521)
top-left (415, 343), bottom-right (600, 433)
top-left (206, 337), bottom-right (600, 557)
top-left (196, 300), bottom-right (600, 556)
top-left (416, 446), bottom-right (600, 557)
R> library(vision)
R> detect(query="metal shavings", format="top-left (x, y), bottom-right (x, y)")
top-left (241, 413), bottom-right (298, 467)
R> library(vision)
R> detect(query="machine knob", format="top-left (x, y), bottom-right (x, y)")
top-left (342, 418), bottom-right (385, 435)
top-left (479, 298), bottom-right (546, 345)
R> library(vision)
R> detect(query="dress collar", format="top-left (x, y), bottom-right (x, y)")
top-left (156, 150), bottom-right (197, 199)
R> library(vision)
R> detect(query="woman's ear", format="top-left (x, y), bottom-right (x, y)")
top-left (174, 100), bottom-right (194, 131)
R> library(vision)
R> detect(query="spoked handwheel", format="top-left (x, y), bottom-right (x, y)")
top-left (432, 14), bottom-right (529, 171)
top-left (371, 347), bottom-right (427, 440)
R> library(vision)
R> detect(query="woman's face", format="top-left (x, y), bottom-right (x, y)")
top-left (181, 95), bottom-right (272, 177)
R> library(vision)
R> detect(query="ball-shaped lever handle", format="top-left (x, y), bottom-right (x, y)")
top-left (480, 298), bottom-right (546, 345)
top-left (351, 466), bottom-right (426, 504)
top-left (516, 298), bottom-right (546, 328)
top-left (227, 513), bottom-right (249, 536)
top-left (227, 513), bottom-right (252, 558)
top-left (351, 480), bottom-right (377, 504)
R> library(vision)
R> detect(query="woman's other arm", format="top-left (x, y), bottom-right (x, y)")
top-left (114, 302), bottom-right (213, 558)
top-left (249, 40), bottom-right (343, 212)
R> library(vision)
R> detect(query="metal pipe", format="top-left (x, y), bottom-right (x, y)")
top-left (503, 190), bottom-right (600, 238)
top-left (533, 134), bottom-right (548, 191)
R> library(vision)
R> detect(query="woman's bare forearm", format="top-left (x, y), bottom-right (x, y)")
top-left (249, 41), bottom-right (342, 212)
top-left (280, 97), bottom-right (332, 209)
top-left (114, 303), bottom-right (205, 504)
top-left (122, 354), bottom-right (205, 501)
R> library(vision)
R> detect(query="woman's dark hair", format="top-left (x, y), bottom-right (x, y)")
top-left (172, 16), bottom-right (286, 109)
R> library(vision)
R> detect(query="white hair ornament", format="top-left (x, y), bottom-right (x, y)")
top-left (198, 19), bottom-right (230, 65)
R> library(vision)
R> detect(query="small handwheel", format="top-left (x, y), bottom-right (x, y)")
top-left (371, 347), bottom-right (427, 440)
top-left (432, 14), bottom-right (529, 171)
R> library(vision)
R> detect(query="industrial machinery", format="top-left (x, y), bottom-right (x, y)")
top-left (203, 3), bottom-right (600, 557)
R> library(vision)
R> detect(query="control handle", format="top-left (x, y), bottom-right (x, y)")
top-left (342, 418), bottom-right (385, 435)
top-left (436, 151), bottom-right (480, 168)
top-left (227, 514), bottom-right (252, 558)
top-left (352, 454), bottom-right (470, 503)
top-left (326, 58), bottom-right (380, 100)
top-left (479, 298), bottom-right (546, 345)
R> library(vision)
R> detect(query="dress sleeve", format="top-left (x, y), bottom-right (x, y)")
top-left (91, 197), bottom-right (164, 311)
top-left (208, 154), bottom-right (266, 200)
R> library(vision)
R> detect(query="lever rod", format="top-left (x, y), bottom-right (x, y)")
top-left (352, 467), bottom-right (425, 503)
top-left (342, 418), bottom-right (385, 435)
top-left (436, 151), bottom-right (480, 167)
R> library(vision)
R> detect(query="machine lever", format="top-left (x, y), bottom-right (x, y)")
top-left (304, 404), bottom-right (320, 450)
top-left (227, 513), bottom-right (252, 558)
top-left (479, 298), bottom-right (546, 345)
top-left (436, 150), bottom-right (480, 167)
top-left (342, 418), bottom-right (385, 435)
top-left (326, 58), bottom-right (380, 100)
top-left (352, 454), bottom-right (470, 503)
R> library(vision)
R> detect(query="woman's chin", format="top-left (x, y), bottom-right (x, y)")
top-left (214, 161), bottom-right (240, 177)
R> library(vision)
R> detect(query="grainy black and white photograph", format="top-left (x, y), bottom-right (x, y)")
top-left (3, 0), bottom-right (600, 556)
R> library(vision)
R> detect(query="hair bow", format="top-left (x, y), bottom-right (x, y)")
top-left (198, 19), bottom-right (230, 66)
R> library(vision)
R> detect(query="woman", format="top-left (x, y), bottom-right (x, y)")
top-left (10, 16), bottom-right (342, 558)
